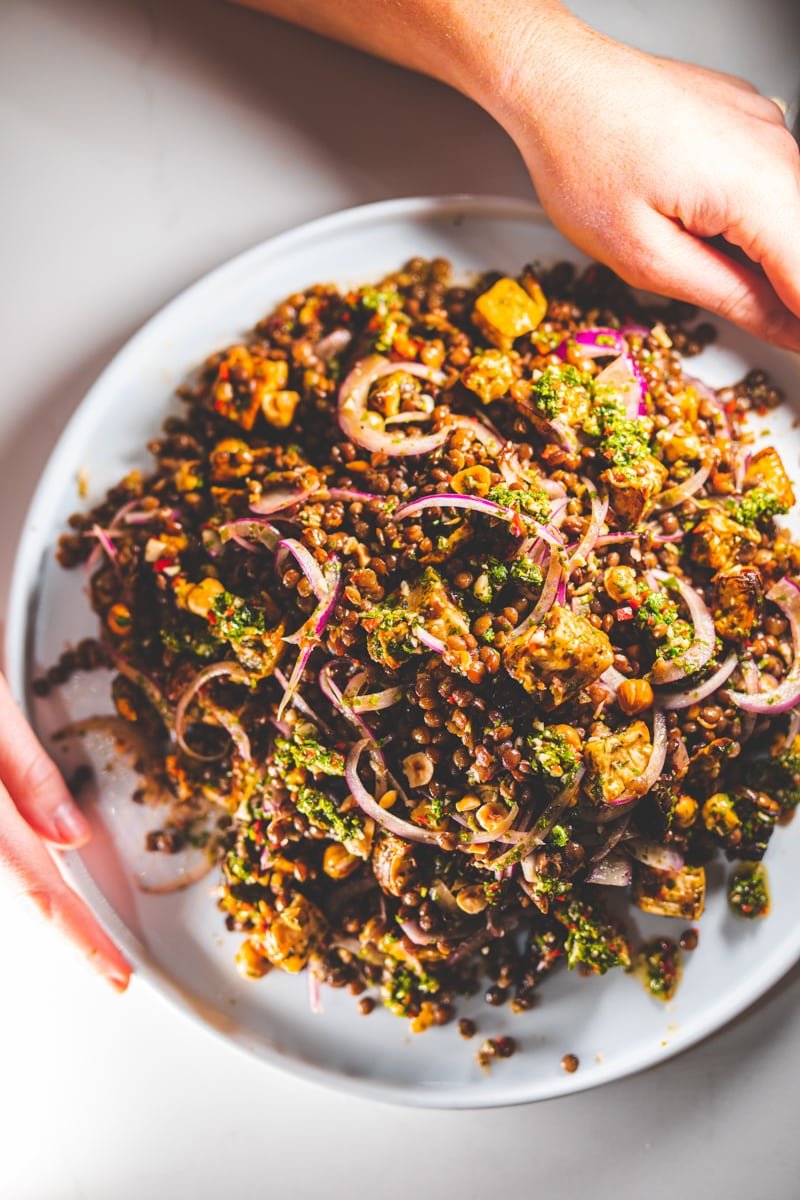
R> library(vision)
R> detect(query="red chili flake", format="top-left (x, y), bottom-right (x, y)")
top-left (616, 605), bottom-right (635, 621)
top-left (153, 557), bottom-right (173, 572)
top-left (207, 614), bottom-right (217, 625)
top-left (218, 363), bottom-right (230, 381)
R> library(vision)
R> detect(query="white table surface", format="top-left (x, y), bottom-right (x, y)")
top-left (2, 2), bottom-right (799, 1197)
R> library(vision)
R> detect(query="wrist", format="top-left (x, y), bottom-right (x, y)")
top-left (437, 2), bottom-right (588, 131)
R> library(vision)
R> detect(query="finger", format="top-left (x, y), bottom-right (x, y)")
top-left (731, 151), bottom-right (800, 322)
top-left (0, 779), bottom-right (131, 990)
top-left (0, 673), bottom-right (91, 847)
top-left (620, 214), bottom-right (800, 351)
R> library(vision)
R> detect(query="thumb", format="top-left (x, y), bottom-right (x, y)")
top-left (621, 215), bottom-right (800, 351)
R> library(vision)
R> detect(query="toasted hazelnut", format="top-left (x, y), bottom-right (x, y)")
top-left (323, 844), bottom-right (360, 880)
top-left (617, 678), bottom-right (654, 716)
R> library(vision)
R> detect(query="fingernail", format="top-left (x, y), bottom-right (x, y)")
top-left (105, 970), bottom-right (130, 994)
top-left (51, 801), bottom-right (92, 846)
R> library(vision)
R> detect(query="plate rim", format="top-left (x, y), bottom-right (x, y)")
top-left (6, 192), bottom-right (800, 1109)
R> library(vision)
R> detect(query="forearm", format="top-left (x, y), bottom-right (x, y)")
top-left (231, 0), bottom-right (585, 127)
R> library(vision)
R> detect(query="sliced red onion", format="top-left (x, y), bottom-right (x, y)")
top-left (728, 578), bottom-right (800, 714)
top-left (647, 569), bottom-right (716, 684)
top-left (509, 546), bottom-right (563, 640)
top-left (273, 665), bottom-right (332, 732)
top-left (308, 971), bottom-right (324, 1015)
top-left (175, 661), bottom-right (252, 760)
top-left (453, 414), bottom-right (505, 456)
top-left (601, 665), bottom-right (628, 697)
top-left (490, 768), bottom-right (586, 871)
top-left (338, 355), bottom-right (448, 456)
top-left (627, 839), bottom-right (684, 873)
top-left (85, 497), bottom-right (144, 572)
top-left (415, 627), bottom-right (447, 655)
top-left (319, 660), bottom-right (376, 742)
top-left (219, 519), bottom-right (280, 551)
top-left (391, 492), bottom-right (562, 547)
top-left (205, 702), bottom-right (252, 761)
top-left (315, 328), bottom-right (352, 362)
top-left (250, 487), bottom-right (314, 516)
top-left (345, 739), bottom-right (441, 846)
top-left (556, 328), bottom-right (648, 405)
top-left (586, 855), bottom-right (633, 886)
top-left (738, 658), bottom-right (760, 741)
top-left (595, 353), bottom-right (648, 415)
top-left (547, 417), bottom-right (578, 452)
top-left (654, 457), bottom-right (714, 512)
top-left (399, 920), bottom-right (441, 946)
top-left (276, 642), bottom-right (317, 722)
top-left (325, 487), bottom-right (382, 503)
top-left (731, 445), bottom-right (752, 493)
top-left (109, 651), bottom-right (175, 732)
top-left (384, 411), bottom-right (433, 426)
top-left (276, 537), bottom-right (332, 602)
top-left (603, 709), bottom-right (667, 807)
top-left (87, 523), bottom-right (119, 563)
top-left (349, 685), bottom-right (404, 713)
top-left (451, 803), bottom-right (521, 846)
top-left (658, 653), bottom-right (738, 711)
top-left (567, 480), bottom-right (608, 573)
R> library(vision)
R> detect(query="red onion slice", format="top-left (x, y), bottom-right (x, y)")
top-left (728, 578), bottom-right (800, 714)
top-left (490, 768), bottom-right (586, 872)
top-left (658, 652), bottom-right (738, 710)
top-left (345, 739), bottom-right (442, 846)
top-left (595, 353), bottom-right (647, 416)
top-left (219, 519), bottom-right (280, 551)
top-left (586, 855), bottom-right (633, 886)
top-left (276, 538), bottom-right (332, 603)
top-left (175, 661), bottom-right (252, 760)
top-left (654, 457), bottom-right (714, 512)
top-left (392, 492), bottom-right (563, 547)
top-left (319, 660), bottom-right (377, 743)
top-left (250, 487), bottom-right (314, 516)
top-left (627, 839), bottom-right (684, 873)
top-left (567, 480), bottom-right (608, 573)
top-left (600, 665), bottom-right (628, 698)
top-left (349, 685), bottom-right (404, 713)
top-left (647, 569), bottom-right (716, 684)
top-left (508, 546), bottom-right (564, 640)
top-left (338, 355), bottom-right (448, 456)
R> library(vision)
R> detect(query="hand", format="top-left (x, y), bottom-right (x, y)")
top-left (0, 673), bottom-right (131, 991)
top-left (491, 16), bottom-right (800, 349)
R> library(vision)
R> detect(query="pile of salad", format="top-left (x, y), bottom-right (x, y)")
top-left (51, 256), bottom-right (800, 1036)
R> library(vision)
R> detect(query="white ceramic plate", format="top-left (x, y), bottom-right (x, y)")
top-left (7, 196), bottom-right (800, 1108)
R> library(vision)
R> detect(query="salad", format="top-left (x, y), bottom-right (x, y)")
top-left (48, 256), bottom-right (800, 1039)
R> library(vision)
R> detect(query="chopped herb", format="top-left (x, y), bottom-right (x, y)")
top-left (295, 785), bottom-right (362, 844)
top-left (487, 484), bottom-right (552, 525)
top-left (729, 487), bottom-right (789, 527)
top-left (728, 862), bottom-right (770, 918)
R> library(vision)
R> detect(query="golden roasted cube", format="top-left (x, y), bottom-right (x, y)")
top-left (690, 509), bottom-right (759, 571)
top-left (473, 277), bottom-right (546, 351)
top-left (262, 894), bottom-right (326, 972)
top-left (504, 604), bottom-right (614, 709)
top-left (601, 456), bottom-right (668, 528)
top-left (634, 864), bottom-right (706, 921)
top-left (745, 446), bottom-right (795, 510)
top-left (712, 565), bottom-right (763, 641)
top-left (461, 350), bottom-right (517, 405)
top-left (584, 720), bottom-right (653, 805)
